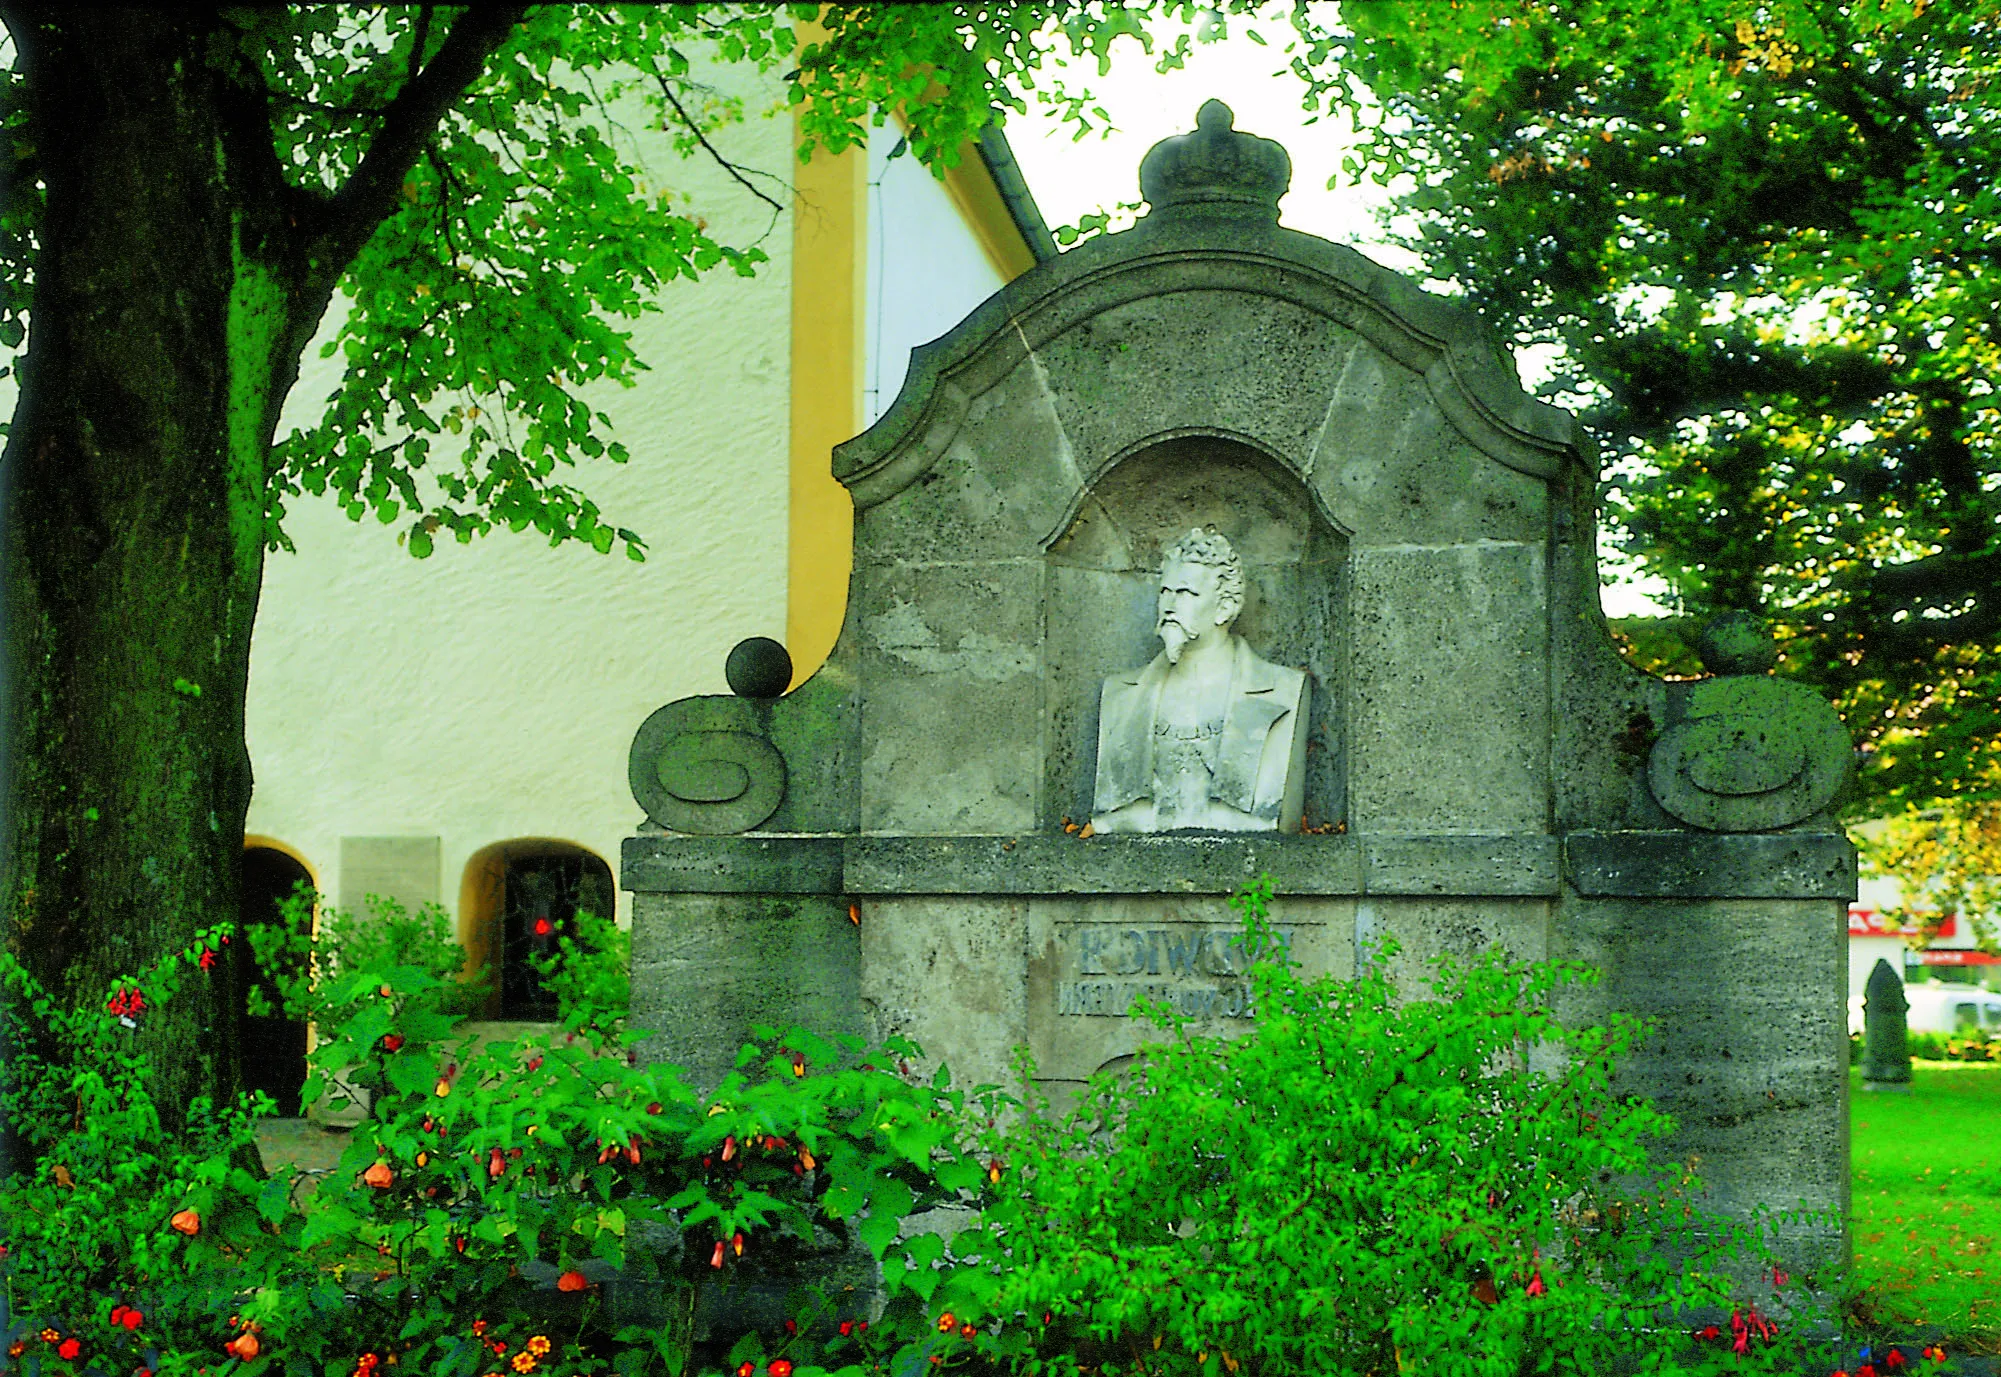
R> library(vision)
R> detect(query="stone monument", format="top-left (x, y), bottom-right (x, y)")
top-left (1860, 958), bottom-right (1913, 1093)
top-left (623, 101), bottom-right (1858, 1276)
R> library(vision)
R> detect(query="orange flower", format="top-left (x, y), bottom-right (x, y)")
top-left (732, 1230), bottom-right (745, 1257)
top-left (434, 1077), bottom-right (451, 1098)
top-left (363, 1161), bottom-right (394, 1189)
top-left (960, 1324), bottom-right (977, 1340)
top-left (800, 1149), bottom-right (816, 1171)
top-left (557, 1270), bottom-right (588, 1293)
top-left (710, 1241), bottom-right (725, 1268)
top-left (170, 1208), bottom-right (200, 1235)
top-left (527, 1337), bottom-right (551, 1357)
top-left (511, 1354), bottom-right (538, 1374)
top-left (227, 1332), bottom-right (261, 1360)
top-left (937, 1312), bottom-right (957, 1333)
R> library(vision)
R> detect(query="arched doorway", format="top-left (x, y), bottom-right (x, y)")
top-left (239, 844), bottom-right (313, 1116)
top-left (461, 840), bottom-right (616, 1021)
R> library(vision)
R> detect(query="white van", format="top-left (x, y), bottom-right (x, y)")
top-left (1848, 982), bottom-right (2001, 1038)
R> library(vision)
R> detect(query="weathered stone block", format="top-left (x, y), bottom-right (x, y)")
top-left (1349, 542), bottom-right (1549, 833)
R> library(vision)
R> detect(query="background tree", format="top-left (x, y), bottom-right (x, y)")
top-left (1303, 0), bottom-right (1999, 825)
top-left (0, 1), bottom-right (1179, 1134)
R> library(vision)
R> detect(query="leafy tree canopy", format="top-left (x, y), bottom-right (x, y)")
top-left (1305, 0), bottom-right (1999, 819)
top-left (0, 3), bottom-right (1207, 561)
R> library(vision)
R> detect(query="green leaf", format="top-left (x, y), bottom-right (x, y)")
top-left (856, 1208), bottom-right (901, 1259)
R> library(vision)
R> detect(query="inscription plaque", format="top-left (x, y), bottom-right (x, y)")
top-left (1053, 923), bottom-right (1295, 1020)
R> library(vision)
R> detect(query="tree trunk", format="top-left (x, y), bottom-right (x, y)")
top-left (0, 7), bottom-right (303, 1134)
top-left (0, 4), bottom-right (523, 1147)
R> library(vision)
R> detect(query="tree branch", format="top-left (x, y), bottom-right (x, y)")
top-left (651, 70), bottom-right (785, 214)
top-left (311, 4), bottom-right (526, 283)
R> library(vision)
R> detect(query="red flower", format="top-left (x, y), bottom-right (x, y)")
top-left (534, 917), bottom-right (553, 937)
top-left (382, 1034), bottom-right (405, 1053)
top-left (526, 1056), bottom-right (543, 1072)
top-left (1772, 1264), bottom-right (1789, 1286)
top-left (110, 1306), bottom-right (128, 1327)
top-left (1525, 1268), bottom-right (1547, 1297)
top-left (199, 947), bottom-right (216, 971)
top-left (770, 1362), bottom-right (794, 1377)
top-left (784, 1321), bottom-right (797, 1337)
top-left (839, 1322), bottom-right (854, 1337)
top-left (58, 1337), bottom-right (81, 1360)
top-left (737, 1364), bottom-right (755, 1377)
top-left (488, 1148), bottom-right (506, 1180)
top-left (122, 1309), bottom-right (143, 1331)
top-left (710, 1241), bottom-right (725, 1269)
top-left (1886, 1352), bottom-right (1908, 1371)
top-left (557, 1270), bottom-right (588, 1293)
top-left (732, 1230), bottom-right (745, 1257)
top-left (1860, 1366), bottom-right (1879, 1377)
top-left (1694, 1326), bottom-right (1720, 1342)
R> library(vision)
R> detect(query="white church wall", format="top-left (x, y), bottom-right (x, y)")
top-left (245, 61), bottom-right (796, 931)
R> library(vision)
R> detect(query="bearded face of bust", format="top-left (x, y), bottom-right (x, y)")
top-left (1155, 556), bottom-right (1239, 664)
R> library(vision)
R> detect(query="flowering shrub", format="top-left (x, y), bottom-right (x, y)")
top-left (855, 880), bottom-right (1848, 1377)
top-left (1, 881), bottom-right (1870, 1377)
top-left (1902, 1030), bottom-right (2001, 1064)
top-left (0, 896), bottom-right (996, 1377)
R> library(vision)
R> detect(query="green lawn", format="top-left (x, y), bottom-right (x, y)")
top-left (1848, 1063), bottom-right (2001, 1350)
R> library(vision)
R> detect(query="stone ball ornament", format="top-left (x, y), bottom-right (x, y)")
top-left (725, 636), bottom-right (792, 700)
top-left (628, 695), bottom-right (785, 835)
top-left (1646, 617), bottom-right (1853, 832)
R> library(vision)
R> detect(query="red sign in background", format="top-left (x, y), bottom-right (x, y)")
top-left (1848, 907), bottom-right (1959, 939)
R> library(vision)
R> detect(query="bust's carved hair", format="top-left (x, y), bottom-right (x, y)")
top-left (1164, 526), bottom-right (1244, 616)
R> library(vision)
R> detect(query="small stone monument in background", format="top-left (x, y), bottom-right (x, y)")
top-left (1861, 957), bottom-right (1913, 1093)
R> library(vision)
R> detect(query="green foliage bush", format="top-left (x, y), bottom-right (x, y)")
top-left (1, 882), bottom-right (1843, 1377)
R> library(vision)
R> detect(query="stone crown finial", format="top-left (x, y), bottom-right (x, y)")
top-left (1138, 99), bottom-right (1291, 220)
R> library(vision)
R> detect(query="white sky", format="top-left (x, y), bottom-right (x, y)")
top-left (999, 12), bottom-right (1674, 621)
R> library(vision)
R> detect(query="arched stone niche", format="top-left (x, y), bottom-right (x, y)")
top-left (1042, 432), bottom-right (1347, 831)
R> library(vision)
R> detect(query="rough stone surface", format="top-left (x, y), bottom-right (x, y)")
top-left (1348, 543), bottom-right (1549, 833)
top-left (1555, 894), bottom-right (1849, 1277)
top-left (624, 104), bottom-right (1856, 1277)
top-left (629, 892), bottom-right (863, 1094)
top-left (622, 833), bottom-right (1560, 897)
top-left (1566, 831), bottom-right (1858, 899)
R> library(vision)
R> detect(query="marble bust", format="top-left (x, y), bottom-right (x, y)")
top-left (1091, 528), bottom-right (1309, 833)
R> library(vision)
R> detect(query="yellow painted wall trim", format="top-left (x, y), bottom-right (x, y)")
top-left (785, 38), bottom-right (865, 686)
